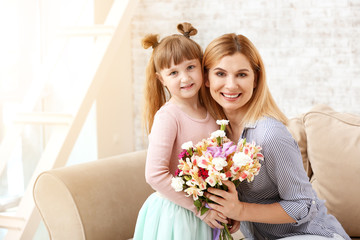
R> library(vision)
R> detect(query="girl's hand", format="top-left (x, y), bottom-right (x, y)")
top-left (203, 209), bottom-right (228, 229)
top-left (205, 180), bottom-right (243, 221)
top-left (228, 219), bottom-right (240, 234)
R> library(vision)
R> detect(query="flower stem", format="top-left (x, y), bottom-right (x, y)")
top-left (216, 136), bottom-right (222, 145)
top-left (222, 223), bottom-right (233, 240)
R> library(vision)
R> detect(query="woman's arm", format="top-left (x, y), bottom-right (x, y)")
top-left (206, 180), bottom-right (296, 224)
top-left (206, 120), bottom-right (316, 225)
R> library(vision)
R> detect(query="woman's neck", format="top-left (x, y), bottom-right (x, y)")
top-left (225, 110), bottom-right (244, 142)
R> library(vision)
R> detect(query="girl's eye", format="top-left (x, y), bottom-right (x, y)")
top-left (187, 65), bottom-right (195, 70)
top-left (170, 71), bottom-right (178, 76)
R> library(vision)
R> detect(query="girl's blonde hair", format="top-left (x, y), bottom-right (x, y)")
top-left (201, 33), bottom-right (288, 128)
top-left (142, 22), bottom-right (203, 134)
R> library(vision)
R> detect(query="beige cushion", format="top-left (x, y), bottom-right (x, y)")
top-left (303, 105), bottom-right (360, 237)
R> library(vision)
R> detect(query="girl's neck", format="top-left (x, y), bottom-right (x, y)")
top-left (169, 97), bottom-right (207, 119)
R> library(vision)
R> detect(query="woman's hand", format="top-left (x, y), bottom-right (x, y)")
top-left (202, 209), bottom-right (228, 229)
top-left (206, 180), bottom-right (296, 225)
top-left (205, 180), bottom-right (243, 221)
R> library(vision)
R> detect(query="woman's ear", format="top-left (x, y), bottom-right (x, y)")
top-left (156, 72), bottom-right (165, 86)
top-left (204, 72), bottom-right (210, 87)
top-left (253, 70), bottom-right (259, 89)
top-left (205, 80), bottom-right (210, 87)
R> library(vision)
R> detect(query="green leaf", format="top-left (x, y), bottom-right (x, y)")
top-left (200, 206), bottom-right (209, 215)
top-left (187, 148), bottom-right (193, 156)
top-left (194, 199), bottom-right (201, 211)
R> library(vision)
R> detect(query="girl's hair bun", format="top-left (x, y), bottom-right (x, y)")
top-left (141, 34), bottom-right (159, 49)
top-left (177, 22), bottom-right (197, 38)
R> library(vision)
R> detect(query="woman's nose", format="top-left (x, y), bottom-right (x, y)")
top-left (224, 75), bottom-right (238, 89)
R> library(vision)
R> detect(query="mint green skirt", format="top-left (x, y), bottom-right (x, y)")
top-left (133, 193), bottom-right (212, 240)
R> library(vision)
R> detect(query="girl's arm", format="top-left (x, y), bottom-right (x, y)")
top-left (145, 111), bottom-right (192, 209)
top-left (145, 110), bottom-right (226, 226)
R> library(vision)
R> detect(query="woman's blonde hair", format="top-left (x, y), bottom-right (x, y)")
top-left (142, 22), bottom-right (203, 134)
top-left (201, 33), bottom-right (288, 127)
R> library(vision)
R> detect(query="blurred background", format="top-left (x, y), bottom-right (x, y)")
top-left (0, 0), bottom-right (359, 239)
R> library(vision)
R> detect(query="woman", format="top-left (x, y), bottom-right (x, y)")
top-left (201, 33), bottom-right (350, 240)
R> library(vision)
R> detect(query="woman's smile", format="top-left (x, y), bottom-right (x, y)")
top-left (206, 52), bottom-right (256, 113)
top-left (221, 92), bottom-right (241, 100)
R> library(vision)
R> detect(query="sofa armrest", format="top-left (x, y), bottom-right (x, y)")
top-left (33, 149), bottom-right (154, 240)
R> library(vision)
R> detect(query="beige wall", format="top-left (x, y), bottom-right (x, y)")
top-left (92, 1), bottom-right (360, 153)
top-left (131, 0), bottom-right (360, 150)
top-left (95, 0), bottom-right (134, 158)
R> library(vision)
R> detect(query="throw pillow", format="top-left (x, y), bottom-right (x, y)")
top-left (303, 104), bottom-right (360, 236)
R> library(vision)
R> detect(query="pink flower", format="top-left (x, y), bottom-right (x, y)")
top-left (178, 149), bottom-right (188, 159)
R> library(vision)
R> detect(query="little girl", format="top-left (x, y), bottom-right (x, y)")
top-left (133, 23), bottom-right (228, 239)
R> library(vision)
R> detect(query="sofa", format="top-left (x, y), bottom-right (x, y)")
top-left (33, 150), bottom-right (154, 240)
top-left (33, 104), bottom-right (360, 239)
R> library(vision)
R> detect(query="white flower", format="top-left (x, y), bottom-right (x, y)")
top-left (216, 120), bottom-right (229, 126)
top-left (184, 186), bottom-right (203, 200)
top-left (211, 130), bottom-right (226, 139)
top-left (181, 141), bottom-right (193, 150)
top-left (212, 157), bottom-right (228, 171)
top-left (171, 177), bottom-right (185, 192)
top-left (196, 154), bottom-right (212, 170)
top-left (233, 152), bottom-right (252, 167)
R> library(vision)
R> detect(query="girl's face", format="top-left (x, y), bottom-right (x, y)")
top-left (157, 58), bottom-right (202, 104)
top-left (205, 52), bottom-right (256, 116)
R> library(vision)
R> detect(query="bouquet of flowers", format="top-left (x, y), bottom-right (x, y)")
top-left (171, 120), bottom-right (264, 240)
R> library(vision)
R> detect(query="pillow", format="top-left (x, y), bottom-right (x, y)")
top-left (303, 104), bottom-right (360, 236)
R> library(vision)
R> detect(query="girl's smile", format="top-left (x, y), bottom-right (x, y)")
top-left (181, 83), bottom-right (195, 90)
top-left (158, 58), bottom-right (202, 104)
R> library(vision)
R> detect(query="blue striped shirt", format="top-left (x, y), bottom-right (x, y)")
top-left (237, 117), bottom-right (350, 240)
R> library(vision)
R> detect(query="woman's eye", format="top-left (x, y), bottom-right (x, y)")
top-left (216, 72), bottom-right (225, 77)
top-left (238, 73), bottom-right (247, 77)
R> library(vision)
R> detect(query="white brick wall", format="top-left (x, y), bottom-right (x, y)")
top-left (131, 0), bottom-right (360, 149)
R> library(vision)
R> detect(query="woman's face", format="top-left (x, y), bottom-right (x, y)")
top-left (205, 52), bottom-right (256, 116)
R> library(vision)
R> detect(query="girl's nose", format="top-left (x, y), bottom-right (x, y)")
top-left (181, 72), bottom-right (190, 82)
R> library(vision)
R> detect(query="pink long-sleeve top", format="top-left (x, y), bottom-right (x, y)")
top-left (145, 102), bottom-right (218, 218)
